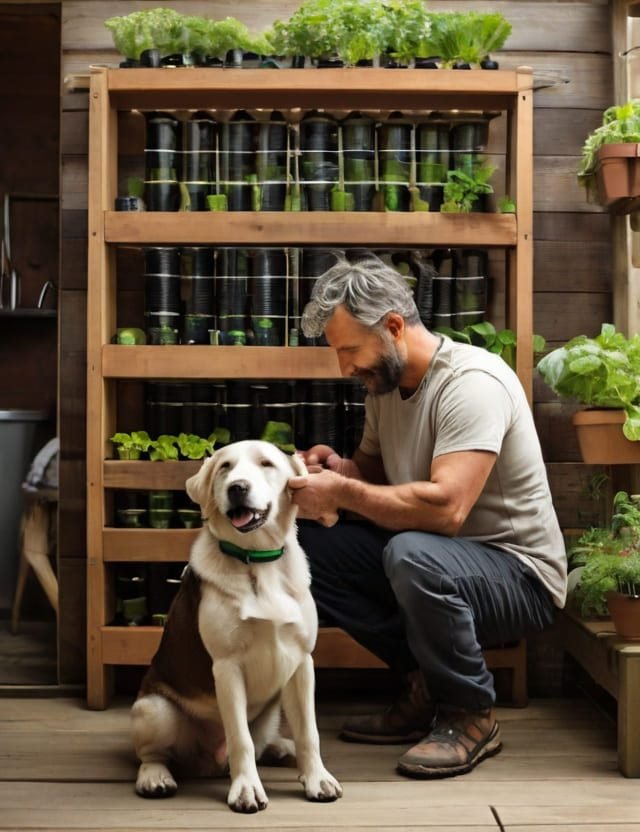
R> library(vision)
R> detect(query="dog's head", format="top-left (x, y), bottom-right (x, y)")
top-left (185, 440), bottom-right (307, 546)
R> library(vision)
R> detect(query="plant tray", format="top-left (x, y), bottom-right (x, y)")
top-left (572, 409), bottom-right (640, 464)
top-left (595, 143), bottom-right (640, 208)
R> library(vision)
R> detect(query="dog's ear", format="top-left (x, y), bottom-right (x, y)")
top-left (289, 452), bottom-right (307, 478)
top-left (185, 453), bottom-right (217, 510)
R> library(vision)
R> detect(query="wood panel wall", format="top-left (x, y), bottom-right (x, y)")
top-left (59, 0), bottom-right (615, 685)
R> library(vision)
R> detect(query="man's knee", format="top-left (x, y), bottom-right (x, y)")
top-left (383, 532), bottom-right (450, 602)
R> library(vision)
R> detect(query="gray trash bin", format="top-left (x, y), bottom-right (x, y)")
top-left (0, 410), bottom-right (49, 610)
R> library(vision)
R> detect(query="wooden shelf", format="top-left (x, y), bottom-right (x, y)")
top-left (87, 63), bottom-right (534, 709)
top-left (103, 528), bottom-right (196, 562)
top-left (102, 345), bottom-right (341, 379)
top-left (0, 308), bottom-right (56, 318)
top-left (104, 460), bottom-right (201, 489)
top-left (105, 67), bottom-right (529, 111)
top-left (101, 624), bottom-right (386, 668)
top-left (105, 211), bottom-right (518, 248)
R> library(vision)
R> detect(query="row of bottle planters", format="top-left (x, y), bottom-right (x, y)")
top-left (111, 562), bottom-right (185, 627)
top-left (142, 378), bottom-right (365, 458)
top-left (130, 109), bottom-right (492, 213)
top-left (135, 245), bottom-right (488, 345)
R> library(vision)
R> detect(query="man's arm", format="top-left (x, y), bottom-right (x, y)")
top-left (290, 449), bottom-right (497, 534)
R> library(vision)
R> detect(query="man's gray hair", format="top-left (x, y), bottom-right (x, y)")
top-left (301, 253), bottom-right (421, 338)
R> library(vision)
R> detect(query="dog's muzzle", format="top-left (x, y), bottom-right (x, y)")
top-left (226, 481), bottom-right (270, 532)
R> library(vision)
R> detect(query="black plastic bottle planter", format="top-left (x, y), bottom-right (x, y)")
top-left (430, 248), bottom-right (457, 331)
top-left (378, 112), bottom-right (412, 212)
top-left (300, 111), bottom-right (339, 211)
top-left (454, 249), bottom-right (488, 330)
top-left (219, 111), bottom-right (257, 211)
top-left (144, 112), bottom-right (181, 211)
top-left (297, 248), bottom-right (339, 344)
top-left (416, 120), bottom-right (450, 212)
top-left (450, 115), bottom-right (491, 210)
top-left (341, 112), bottom-right (376, 212)
top-left (255, 112), bottom-right (289, 212)
top-left (180, 246), bottom-right (215, 343)
top-left (143, 246), bottom-right (181, 343)
top-left (181, 112), bottom-right (217, 212)
top-left (216, 247), bottom-right (250, 344)
top-left (251, 248), bottom-right (287, 345)
top-left (145, 382), bottom-right (185, 438)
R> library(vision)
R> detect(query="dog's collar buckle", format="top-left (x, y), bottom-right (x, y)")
top-left (219, 539), bottom-right (284, 564)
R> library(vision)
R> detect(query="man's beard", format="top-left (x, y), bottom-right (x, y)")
top-left (354, 345), bottom-right (405, 395)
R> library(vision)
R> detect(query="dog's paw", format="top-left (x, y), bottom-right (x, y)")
top-left (135, 763), bottom-right (177, 799)
top-left (300, 767), bottom-right (343, 802)
top-left (227, 774), bottom-right (268, 813)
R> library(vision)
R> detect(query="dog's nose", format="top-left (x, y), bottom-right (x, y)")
top-left (228, 480), bottom-right (250, 506)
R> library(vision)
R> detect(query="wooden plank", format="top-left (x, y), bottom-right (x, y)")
top-left (104, 211), bottom-right (518, 247)
top-left (534, 240), bottom-right (613, 292)
top-left (104, 461), bottom-right (200, 489)
top-left (103, 528), bottom-right (196, 561)
top-left (534, 292), bottom-right (612, 345)
top-left (102, 345), bottom-right (341, 380)
top-left (545, 462), bottom-right (612, 530)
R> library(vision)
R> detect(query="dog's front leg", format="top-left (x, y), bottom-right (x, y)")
top-left (213, 658), bottom-right (268, 813)
top-left (281, 655), bottom-right (343, 802)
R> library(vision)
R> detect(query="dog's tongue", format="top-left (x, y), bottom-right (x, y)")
top-left (231, 510), bottom-right (254, 528)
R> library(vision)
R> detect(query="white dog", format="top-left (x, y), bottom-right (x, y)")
top-left (131, 440), bottom-right (342, 813)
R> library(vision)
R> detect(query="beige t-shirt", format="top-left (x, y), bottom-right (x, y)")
top-left (359, 336), bottom-right (567, 607)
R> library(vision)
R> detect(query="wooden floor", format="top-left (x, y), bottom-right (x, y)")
top-left (1, 694), bottom-right (639, 831)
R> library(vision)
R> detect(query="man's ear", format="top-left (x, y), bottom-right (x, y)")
top-left (384, 311), bottom-right (405, 340)
top-left (185, 452), bottom-right (217, 510)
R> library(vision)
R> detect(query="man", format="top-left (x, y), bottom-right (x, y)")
top-left (289, 253), bottom-right (566, 779)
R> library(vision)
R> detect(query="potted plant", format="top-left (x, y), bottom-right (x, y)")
top-left (537, 324), bottom-right (640, 464)
top-left (110, 431), bottom-right (153, 460)
top-left (577, 100), bottom-right (640, 208)
top-left (569, 491), bottom-right (640, 639)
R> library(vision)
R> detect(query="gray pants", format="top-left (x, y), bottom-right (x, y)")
top-left (297, 520), bottom-right (555, 709)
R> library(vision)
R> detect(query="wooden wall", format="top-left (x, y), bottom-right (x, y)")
top-left (59, 0), bottom-right (615, 686)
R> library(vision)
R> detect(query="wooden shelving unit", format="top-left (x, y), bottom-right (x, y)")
top-left (87, 66), bottom-right (534, 708)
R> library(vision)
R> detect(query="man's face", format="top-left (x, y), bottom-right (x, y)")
top-left (324, 306), bottom-right (406, 395)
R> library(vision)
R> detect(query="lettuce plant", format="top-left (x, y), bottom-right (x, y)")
top-left (537, 323), bottom-right (640, 441)
top-left (104, 8), bottom-right (185, 60)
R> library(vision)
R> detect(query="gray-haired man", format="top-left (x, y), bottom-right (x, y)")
top-left (289, 253), bottom-right (566, 779)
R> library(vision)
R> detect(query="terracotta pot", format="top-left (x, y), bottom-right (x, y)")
top-left (595, 143), bottom-right (640, 207)
top-left (607, 591), bottom-right (640, 640)
top-left (571, 409), bottom-right (640, 464)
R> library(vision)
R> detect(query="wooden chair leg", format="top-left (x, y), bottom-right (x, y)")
top-left (10, 541), bottom-right (30, 634)
top-left (10, 502), bottom-right (58, 633)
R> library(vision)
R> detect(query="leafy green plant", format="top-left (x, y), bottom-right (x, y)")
top-left (570, 491), bottom-right (640, 617)
top-left (577, 100), bottom-right (640, 194)
top-left (260, 421), bottom-right (296, 454)
top-left (149, 434), bottom-right (179, 462)
top-left (176, 433), bottom-right (216, 460)
top-left (537, 323), bottom-right (640, 441)
top-left (440, 163), bottom-right (496, 213)
top-left (379, 1), bottom-right (432, 65)
top-left (272, 0), bottom-right (388, 64)
top-left (498, 195), bottom-right (516, 213)
top-left (104, 8), bottom-right (185, 60)
top-left (436, 321), bottom-right (546, 370)
top-left (110, 431), bottom-right (152, 460)
top-left (424, 11), bottom-right (512, 68)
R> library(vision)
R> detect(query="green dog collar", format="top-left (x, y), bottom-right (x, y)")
top-left (219, 539), bottom-right (284, 564)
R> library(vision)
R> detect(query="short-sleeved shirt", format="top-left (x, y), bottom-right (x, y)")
top-left (359, 335), bottom-right (567, 607)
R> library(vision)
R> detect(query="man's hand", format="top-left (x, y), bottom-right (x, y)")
top-left (288, 468), bottom-right (343, 527)
top-left (298, 444), bottom-right (362, 479)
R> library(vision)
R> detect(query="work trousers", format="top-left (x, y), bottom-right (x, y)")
top-left (297, 520), bottom-right (555, 709)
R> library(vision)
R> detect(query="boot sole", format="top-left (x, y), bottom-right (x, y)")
top-left (396, 724), bottom-right (503, 779)
top-left (340, 728), bottom-right (428, 745)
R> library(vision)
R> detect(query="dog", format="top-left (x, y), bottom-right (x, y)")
top-left (131, 439), bottom-right (342, 813)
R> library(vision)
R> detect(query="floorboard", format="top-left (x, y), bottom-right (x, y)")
top-left (0, 696), bottom-right (638, 830)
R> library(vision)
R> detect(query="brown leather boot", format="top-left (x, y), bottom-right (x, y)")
top-left (340, 670), bottom-right (435, 744)
top-left (396, 707), bottom-right (502, 778)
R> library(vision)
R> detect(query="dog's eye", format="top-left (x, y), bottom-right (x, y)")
top-left (219, 461), bottom-right (231, 470)
top-left (260, 459), bottom-right (274, 468)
